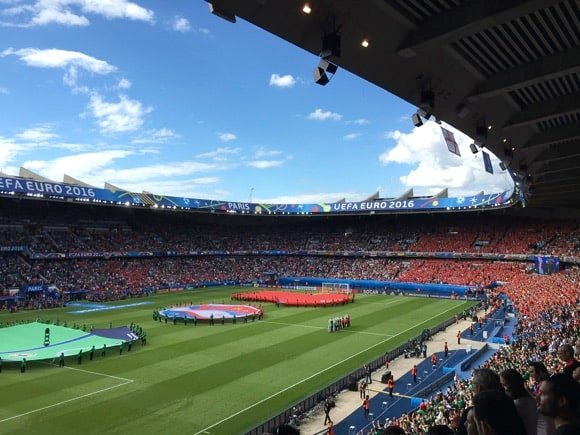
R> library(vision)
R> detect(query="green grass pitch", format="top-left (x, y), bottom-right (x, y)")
top-left (0, 288), bottom-right (475, 435)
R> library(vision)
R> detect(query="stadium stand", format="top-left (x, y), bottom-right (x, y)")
top-left (1, 197), bottom-right (579, 435)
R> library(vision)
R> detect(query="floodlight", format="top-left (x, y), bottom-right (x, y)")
top-left (469, 143), bottom-right (478, 154)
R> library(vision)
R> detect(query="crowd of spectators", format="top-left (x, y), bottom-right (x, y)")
top-left (1, 200), bottom-right (579, 313)
top-left (0, 199), bottom-right (578, 257)
top-left (2, 255), bottom-right (568, 311)
top-left (363, 269), bottom-right (580, 435)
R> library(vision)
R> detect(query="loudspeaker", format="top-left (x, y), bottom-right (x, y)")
top-left (313, 67), bottom-right (329, 86)
top-left (412, 112), bottom-right (423, 127)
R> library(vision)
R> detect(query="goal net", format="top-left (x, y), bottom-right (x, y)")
top-left (321, 282), bottom-right (351, 294)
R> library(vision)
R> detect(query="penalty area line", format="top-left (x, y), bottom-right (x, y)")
top-left (0, 378), bottom-right (133, 424)
top-left (193, 301), bottom-right (469, 435)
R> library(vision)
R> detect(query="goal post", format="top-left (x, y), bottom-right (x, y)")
top-left (321, 282), bottom-right (351, 294)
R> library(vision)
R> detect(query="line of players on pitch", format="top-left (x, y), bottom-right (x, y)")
top-left (328, 315), bottom-right (351, 332)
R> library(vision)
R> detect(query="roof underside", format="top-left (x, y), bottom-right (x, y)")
top-left (207, 0), bottom-right (580, 210)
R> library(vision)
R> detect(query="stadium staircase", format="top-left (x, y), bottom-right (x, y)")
top-left (334, 349), bottom-right (467, 435)
top-left (335, 305), bottom-right (512, 435)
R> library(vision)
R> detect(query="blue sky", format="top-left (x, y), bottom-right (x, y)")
top-left (0, 0), bottom-right (513, 203)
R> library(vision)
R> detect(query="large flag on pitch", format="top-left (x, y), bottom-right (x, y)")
top-left (441, 126), bottom-right (460, 156)
top-left (482, 150), bottom-right (494, 174)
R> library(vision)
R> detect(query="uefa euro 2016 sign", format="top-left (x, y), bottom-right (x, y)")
top-left (0, 175), bottom-right (515, 215)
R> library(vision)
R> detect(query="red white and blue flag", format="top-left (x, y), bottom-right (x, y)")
top-left (441, 126), bottom-right (460, 156)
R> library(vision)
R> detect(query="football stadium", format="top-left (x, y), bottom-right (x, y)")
top-left (1, 2), bottom-right (580, 435)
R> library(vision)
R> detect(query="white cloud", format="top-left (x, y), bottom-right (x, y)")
top-left (137, 147), bottom-right (160, 155)
top-left (81, 0), bottom-right (154, 22)
top-left (307, 108), bottom-right (342, 121)
top-left (0, 135), bottom-right (24, 168)
top-left (258, 192), bottom-right (367, 204)
top-left (104, 178), bottom-right (223, 198)
top-left (2, 47), bottom-right (115, 91)
top-left (131, 128), bottom-right (179, 144)
top-left (247, 160), bottom-right (284, 169)
top-left (88, 94), bottom-right (151, 134)
top-left (99, 161), bottom-right (229, 183)
top-left (0, 128), bottom-right (92, 169)
top-left (23, 149), bottom-right (133, 181)
top-left (117, 77), bottom-right (131, 89)
top-left (190, 176), bottom-right (220, 185)
top-left (20, 151), bottom-right (230, 192)
top-left (196, 147), bottom-right (241, 161)
top-left (254, 146), bottom-right (282, 158)
top-left (1, 0), bottom-right (155, 27)
top-left (218, 132), bottom-right (236, 142)
top-left (0, 87), bottom-right (8, 94)
top-left (348, 118), bottom-right (370, 125)
top-left (343, 133), bottom-right (361, 141)
top-left (379, 121), bottom-right (512, 195)
top-left (172, 15), bottom-right (190, 32)
top-left (31, 5), bottom-right (90, 26)
top-left (2, 47), bottom-right (116, 73)
top-left (16, 125), bottom-right (57, 143)
top-left (269, 73), bottom-right (296, 88)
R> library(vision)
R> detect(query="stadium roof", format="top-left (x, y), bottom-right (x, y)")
top-left (206, 0), bottom-right (580, 210)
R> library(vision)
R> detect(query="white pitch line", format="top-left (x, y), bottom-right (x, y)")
top-left (59, 365), bottom-right (134, 383)
top-left (261, 320), bottom-right (326, 330)
top-left (0, 379), bottom-right (133, 424)
top-left (41, 362), bottom-right (134, 383)
top-left (193, 301), bottom-right (469, 435)
top-left (261, 320), bottom-right (394, 338)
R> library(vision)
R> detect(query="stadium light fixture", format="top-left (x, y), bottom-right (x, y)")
top-left (361, 39), bottom-right (369, 48)
top-left (302, 4), bottom-right (312, 14)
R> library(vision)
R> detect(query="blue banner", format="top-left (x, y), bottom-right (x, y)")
top-left (21, 284), bottom-right (48, 293)
top-left (482, 151), bottom-right (493, 174)
top-left (0, 246), bottom-right (26, 252)
top-left (0, 175), bottom-right (516, 215)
